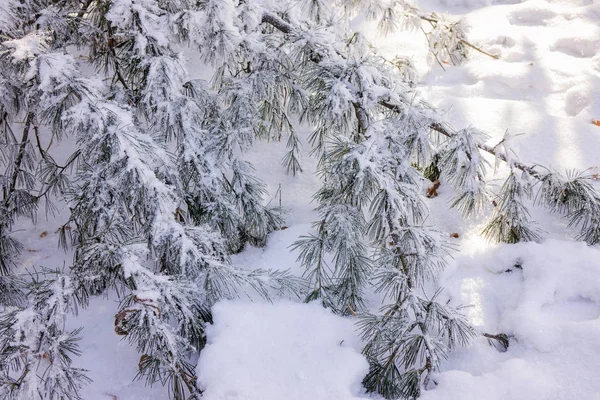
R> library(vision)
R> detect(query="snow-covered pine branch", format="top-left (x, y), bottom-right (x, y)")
top-left (0, 270), bottom-right (89, 399)
top-left (292, 98), bottom-right (475, 396)
top-left (536, 170), bottom-right (600, 245)
top-left (436, 127), bottom-right (489, 218)
top-left (482, 169), bottom-right (541, 244)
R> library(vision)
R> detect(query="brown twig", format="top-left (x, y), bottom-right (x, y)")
top-left (460, 39), bottom-right (500, 60)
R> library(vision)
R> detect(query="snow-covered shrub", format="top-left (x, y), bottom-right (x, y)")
top-left (1, 1), bottom-right (600, 399)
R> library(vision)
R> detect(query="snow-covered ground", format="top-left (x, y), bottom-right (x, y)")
top-left (197, 301), bottom-right (369, 400)
top-left (13, 0), bottom-right (600, 398)
top-left (423, 240), bottom-right (600, 400)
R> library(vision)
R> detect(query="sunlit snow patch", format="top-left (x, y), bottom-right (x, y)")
top-left (423, 240), bottom-right (600, 400)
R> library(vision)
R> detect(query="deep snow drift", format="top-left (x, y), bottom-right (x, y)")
top-left (196, 231), bottom-right (600, 400)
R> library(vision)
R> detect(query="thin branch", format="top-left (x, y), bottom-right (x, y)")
top-left (418, 15), bottom-right (498, 61)
top-left (387, 104), bottom-right (544, 179)
top-left (8, 112), bottom-right (33, 196)
top-left (261, 13), bottom-right (293, 34)
top-left (45, 130), bottom-right (56, 152)
top-left (421, 26), bottom-right (446, 71)
top-left (36, 149), bottom-right (81, 200)
top-left (460, 39), bottom-right (500, 60)
top-left (33, 124), bottom-right (47, 159)
top-left (483, 332), bottom-right (509, 351)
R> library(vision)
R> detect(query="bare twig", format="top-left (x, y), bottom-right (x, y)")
top-left (460, 39), bottom-right (500, 60)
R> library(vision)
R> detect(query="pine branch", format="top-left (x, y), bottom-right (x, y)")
top-left (259, 12), bottom-right (534, 179)
top-left (483, 332), bottom-right (510, 351)
top-left (482, 170), bottom-right (541, 243)
top-left (6, 112), bottom-right (33, 196)
top-left (459, 39), bottom-right (500, 60)
top-left (0, 270), bottom-right (90, 399)
top-left (261, 12), bottom-right (292, 34)
top-left (374, 107), bottom-right (542, 178)
top-left (419, 15), bottom-right (499, 61)
top-left (0, 111), bottom-right (37, 277)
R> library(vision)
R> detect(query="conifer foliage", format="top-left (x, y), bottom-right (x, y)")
top-left (1, 1), bottom-right (600, 400)
top-left (0, 270), bottom-right (89, 399)
top-left (0, 1), bottom-right (297, 398)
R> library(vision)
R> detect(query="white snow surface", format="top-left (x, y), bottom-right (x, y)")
top-left (196, 301), bottom-right (370, 400)
top-left (425, 240), bottom-right (600, 400)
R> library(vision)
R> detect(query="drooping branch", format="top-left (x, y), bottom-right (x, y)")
top-left (261, 12), bottom-right (292, 34)
top-left (419, 15), bottom-right (499, 61)
top-left (260, 13), bottom-right (543, 181)
top-left (377, 101), bottom-right (545, 180)
top-left (261, 10), bottom-right (600, 246)
top-left (7, 112), bottom-right (33, 196)
top-left (483, 332), bottom-right (509, 351)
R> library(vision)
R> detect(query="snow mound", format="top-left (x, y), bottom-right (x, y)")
top-left (551, 37), bottom-right (600, 59)
top-left (196, 301), bottom-right (372, 400)
top-left (423, 240), bottom-right (600, 400)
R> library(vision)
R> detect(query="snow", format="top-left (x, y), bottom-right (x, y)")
top-left (208, 234), bottom-right (600, 400)
top-left (359, 0), bottom-right (600, 395)
top-left (75, 295), bottom-right (169, 400)
top-left (3, 32), bottom-right (51, 61)
top-left (217, 233), bottom-right (600, 400)
top-left (196, 301), bottom-right (371, 400)
top-left (412, 0), bottom-right (600, 172)
top-left (424, 240), bottom-right (600, 400)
